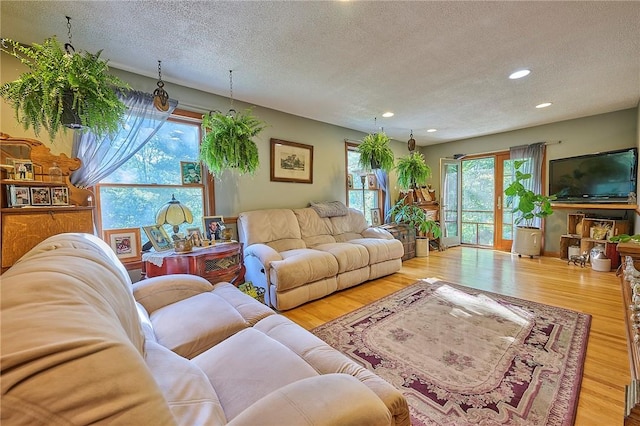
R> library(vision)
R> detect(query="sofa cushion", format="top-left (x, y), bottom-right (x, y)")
top-left (192, 327), bottom-right (319, 421)
top-left (348, 238), bottom-right (404, 264)
top-left (330, 208), bottom-right (369, 236)
top-left (238, 209), bottom-right (302, 246)
top-left (150, 292), bottom-right (249, 359)
top-left (145, 340), bottom-right (226, 425)
top-left (270, 248), bottom-right (339, 291)
top-left (313, 242), bottom-right (369, 273)
top-left (293, 207), bottom-right (336, 247)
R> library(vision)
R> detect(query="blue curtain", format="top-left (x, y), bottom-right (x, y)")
top-left (374, 169), bottom-right (391, 222)
top-left (509, 142), bottom-right (545, 227)
top-left (70, 90), bottom-right (178, 188)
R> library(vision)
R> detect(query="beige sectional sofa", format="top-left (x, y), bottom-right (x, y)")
top-left (237, 205), bottom-right (404, 311)
top-left (1, 233), bottom-right (410, 425)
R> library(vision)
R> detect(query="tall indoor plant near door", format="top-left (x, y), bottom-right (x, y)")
top-left (0, 37), bottom-right (129, 141)
top-left (504, 159), bottom-right (556, 258)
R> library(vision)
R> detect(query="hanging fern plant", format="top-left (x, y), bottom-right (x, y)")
top-left (357, 132), bottom-right (395, 172)
top-left (200, 109), bottom-right (266, 176)
top-left (0, 37), bottom-right (129, 141)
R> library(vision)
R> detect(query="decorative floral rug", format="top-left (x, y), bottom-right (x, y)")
top-left (312, 278), bottom-right (591, 425)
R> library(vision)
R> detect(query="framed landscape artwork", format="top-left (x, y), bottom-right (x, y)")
top-left (270, 138), bottom-right (313, 184)
top-left (104, 228), bottom-right (142, 262)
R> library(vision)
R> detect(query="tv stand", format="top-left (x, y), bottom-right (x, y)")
top-left (551, 203), bottom-right (637, 211)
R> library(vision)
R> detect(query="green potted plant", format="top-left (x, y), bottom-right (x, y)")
top-left (504, 159), bottom-right (556, 257)
top-left (357, 132), bottom-right (395, 172)
top-left (387, 199), bottom-right (441, 257)
top-left (395, 151), bottom-right (432, 191)
top-left (0, 37), bottom-right (129, 141)
top-left (200, 109), bottom-right (266, 176)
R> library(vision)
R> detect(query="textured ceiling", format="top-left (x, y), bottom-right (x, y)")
top-left (1, 1), bottom-right (639, 146)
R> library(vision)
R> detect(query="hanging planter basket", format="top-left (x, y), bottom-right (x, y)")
top-left (356, 132), bottom-right (395, 173)
top-left (0, 36), bottom-right (129, 141)
top-left (200, 109), bottom-right (266, 176)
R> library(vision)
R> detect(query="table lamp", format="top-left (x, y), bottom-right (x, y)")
top-left (156, 194), bottom-right (193, 240)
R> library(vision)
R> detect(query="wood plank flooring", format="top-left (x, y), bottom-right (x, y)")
top-left (281, 246), bottom-right (628, 425)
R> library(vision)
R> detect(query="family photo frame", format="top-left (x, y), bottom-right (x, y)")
top-left (186, 227), bottom-right (204, 246)
top-left (142, 224), bottom-right (173, 252)
top-left (104, 228), bottom-right (142, 262)
top-left (270, 138), bottom-right (313, 184)
top-left (203, 216), bottom-right (225, 241)
top-left (30, 187), bottom-right (51, 206)
top-left (8, 159), bottom-right (34, 181)
top-left (6, 185), bottom-right (30, 207)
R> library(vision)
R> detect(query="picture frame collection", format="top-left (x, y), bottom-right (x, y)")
top-left (6, 184), bottom-right (69, 207)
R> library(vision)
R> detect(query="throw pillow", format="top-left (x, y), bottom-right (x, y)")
top-left (310, 201), bottom-right (349, 218)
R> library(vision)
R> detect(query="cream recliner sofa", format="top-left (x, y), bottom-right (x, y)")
top-left (237, 205), bottom-right (404, 311)
top-left (0, 233), bottom-right (411, 426)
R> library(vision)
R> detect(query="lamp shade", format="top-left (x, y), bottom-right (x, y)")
top-left (156, 194), bottom-right (193, 234)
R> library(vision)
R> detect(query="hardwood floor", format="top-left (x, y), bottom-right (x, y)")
top-left (281, 246), bottom-right (628, 425)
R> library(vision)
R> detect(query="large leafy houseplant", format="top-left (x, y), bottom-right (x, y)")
top-left (387, 200), bottom-right (441, 239)
top-left (357, 132), bottom-right (394, 172)
top-left (200, 109), bottom-right (266, 175)
top-left (504, 159), bottom-right (556, 228)
top-left (0, 37), bottom-right (129, 141)
top-left (395, 152), bottom-right (432, 190)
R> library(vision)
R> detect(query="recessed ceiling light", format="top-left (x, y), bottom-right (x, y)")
top-left (427, 129), bottom-right (437, 133)
top-left (382, 112), bottom-right (394, 118)
top-left (509, 69), bottom-right (531, 79)
top-left (536, 102), bottom-right (552, 109)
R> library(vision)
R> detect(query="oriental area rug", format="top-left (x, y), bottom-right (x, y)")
top-left (312, 278), bottom-right (591, 426)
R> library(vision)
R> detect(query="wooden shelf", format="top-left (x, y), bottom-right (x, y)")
top-left (551, 203), bottom-right (636, 210)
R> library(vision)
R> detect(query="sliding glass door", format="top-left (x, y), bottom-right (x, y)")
top-left (442, 152), bottom-right (515, 250)
top-left (440, 159), bottom-right (461, 247)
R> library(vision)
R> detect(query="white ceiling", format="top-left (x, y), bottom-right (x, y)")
top-left (1, 1), bottom-right (639, 146)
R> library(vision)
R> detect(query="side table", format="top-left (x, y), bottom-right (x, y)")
top-left (141, 242), bottom-right (245, 286)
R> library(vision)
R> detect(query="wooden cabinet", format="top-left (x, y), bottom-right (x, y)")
top-left (141, 242), bottom-right (245, 285)
top-left (617, 243), bottom-right (640, 425)
top-left (1, 133), bottom-right (95, 272)
top-left (560, 212), bottom-right (630, 269)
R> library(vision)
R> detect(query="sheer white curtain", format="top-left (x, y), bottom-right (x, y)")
top-left (71, 90), bottom-right (178, 188)
top-left (509, 142), bottom-right (545, 227)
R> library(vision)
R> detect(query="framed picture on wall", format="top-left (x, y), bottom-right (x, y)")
top-left (367, 173), bottom-right (377, 189)
top-left (104, 228), bottom-right (142, 262)
top-left (180, 161), bottom-right (202, 185)
top-left (270, 138), bottom-right (313, 184)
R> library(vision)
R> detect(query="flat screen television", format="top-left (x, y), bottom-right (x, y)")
top-left (549, 148), bottom-right (637, 203)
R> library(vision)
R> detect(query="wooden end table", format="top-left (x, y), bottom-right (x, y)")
top-left (141, 241), bottom-right (245, 286)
